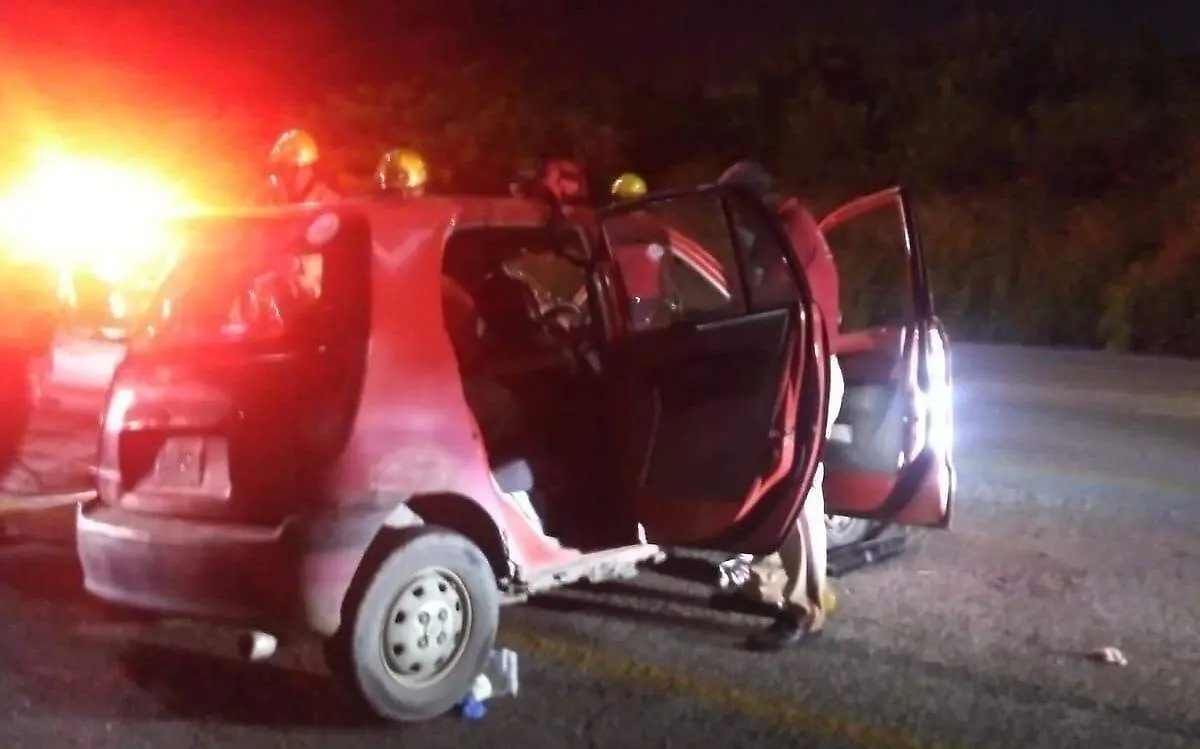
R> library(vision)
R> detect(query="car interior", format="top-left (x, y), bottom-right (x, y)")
top-left (821, 207), bottom-right (920, 504)
top-left (829, 328), bottom-right (910, 473)
top-left (440, 224), bottom-right (614, 547)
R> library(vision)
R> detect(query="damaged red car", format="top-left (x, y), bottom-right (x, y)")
top-left (76, 183), bottom-right (955, 722)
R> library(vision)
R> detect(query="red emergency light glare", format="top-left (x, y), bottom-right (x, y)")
top-left (0, 151), bottom-right (195, 286)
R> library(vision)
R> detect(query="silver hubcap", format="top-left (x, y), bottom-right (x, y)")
top-left (380, 567), bottom-right (471, 687)
top-left (825, 514), bottom-right (869, 543)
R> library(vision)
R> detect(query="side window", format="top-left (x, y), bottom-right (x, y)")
top-left (601, 192), bottom-right (746, 331)
top-left (724, 192), bottom-right (799, 309)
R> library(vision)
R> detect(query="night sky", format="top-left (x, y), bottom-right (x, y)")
top-left (4, 1), bottom-right (1199, 92)
top-left (0, 0), bottom-right (1197, 158)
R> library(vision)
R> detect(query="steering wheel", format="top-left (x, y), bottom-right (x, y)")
top-left (539, 301), bottom-right (586, 332)
top-left (537, 301), bottom-right (599, 375)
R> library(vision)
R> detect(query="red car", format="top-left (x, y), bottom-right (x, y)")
top-left (76, 184), bottom-right (954, 722)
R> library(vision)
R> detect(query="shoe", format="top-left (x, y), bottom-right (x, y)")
top-left (744, 611), bottom-right (823, 652)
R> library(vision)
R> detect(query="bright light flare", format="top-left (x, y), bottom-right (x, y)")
top-left (0, 151), bottom-right (196, 287)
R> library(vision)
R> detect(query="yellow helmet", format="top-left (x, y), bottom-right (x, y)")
top-left (376, 148), bottom-right (428, 191)
top-left (611, 172), bottom-right (648, 200)
top-left (269, 129), bottom-right (319, 168)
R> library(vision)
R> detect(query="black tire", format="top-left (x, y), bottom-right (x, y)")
top-left (824, 516), bottom-right (884, 549)
top-left (326, 526), bottom-right (500, 723)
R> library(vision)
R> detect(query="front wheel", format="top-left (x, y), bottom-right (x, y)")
top-left (326, 526), bottom-right (500, 723)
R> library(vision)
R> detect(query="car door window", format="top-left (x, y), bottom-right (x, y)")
top-left (601, 194), bottom-right (746, 331)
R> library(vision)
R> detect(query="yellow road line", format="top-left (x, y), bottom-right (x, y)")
top-left (500, 629), bottom-right (953, 749)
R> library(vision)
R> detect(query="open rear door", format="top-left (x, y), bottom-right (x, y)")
top-left (817, 187), bottom-right (955, 528)
top-left (595, 184), bottom-right (827, 555)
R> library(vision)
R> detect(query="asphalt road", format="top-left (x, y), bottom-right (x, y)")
top-left (1, 343), bottom-right (1198, 749)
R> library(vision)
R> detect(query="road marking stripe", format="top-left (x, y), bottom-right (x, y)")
top-left (501, 630), bottom-right (952, 749)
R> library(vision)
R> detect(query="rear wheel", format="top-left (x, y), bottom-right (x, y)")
top-left (325, 526), bottom-right (499, 723)
top-left (824, 515), bottom-right (881, 549)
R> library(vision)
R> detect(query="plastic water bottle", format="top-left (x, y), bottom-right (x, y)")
top-left (458, 648), bottom-right (520, 721)
top-left (459, 694), bottom-right (487, 721)
top-left (480, 648), bottom-right (520, 698)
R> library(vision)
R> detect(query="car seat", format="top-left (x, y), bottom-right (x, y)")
top-left (472, 269), bottom-right (544, 348)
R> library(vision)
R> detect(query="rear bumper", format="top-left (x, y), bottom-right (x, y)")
top-left (76, 499), bottom-right (388, 636)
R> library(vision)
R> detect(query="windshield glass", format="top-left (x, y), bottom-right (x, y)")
top-left (443, 225), bottom-right (588, 311)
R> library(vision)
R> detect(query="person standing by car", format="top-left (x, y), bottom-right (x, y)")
top-left (253, 129), bottom-right (340, 205)
top-left (716, 160), bottom-right (844, 651)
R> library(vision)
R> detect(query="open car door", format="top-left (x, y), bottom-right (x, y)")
top-left (817, 186), bottom-right (955, 527)
top-left (594, 184), bottom-right (827, 555)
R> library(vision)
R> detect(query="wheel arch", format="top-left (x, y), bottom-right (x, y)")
top-left (403, 493), bottom-right (511, 582)
top-left (327, 493), bottom-right (510, 641)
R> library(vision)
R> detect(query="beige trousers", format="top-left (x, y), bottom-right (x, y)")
top-left (746, 354), bottom-right (844, 629)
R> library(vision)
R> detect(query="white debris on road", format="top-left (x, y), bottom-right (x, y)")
top-left (1088, 646), bottom-right (1128, 667)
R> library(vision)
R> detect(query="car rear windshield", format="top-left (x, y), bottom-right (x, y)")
top-left (132, 211), bottom-right (365, 346)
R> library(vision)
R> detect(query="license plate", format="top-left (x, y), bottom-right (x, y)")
top-left (154, 436), bottom-right (206, 487)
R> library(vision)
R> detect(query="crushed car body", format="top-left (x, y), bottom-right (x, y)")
top-left (74, 182), bottom-right (955, 722)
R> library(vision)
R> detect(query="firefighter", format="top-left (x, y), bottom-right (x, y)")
top-left (375, 148), bottom-right (428, 197)
top-left (715, 160), bottom-right (844, 651)
top-left (610, 172), bottom-right (648, 201)
top-left (511, 157), bottom-right (589, 206)
top-left (542, 158), bottom-right (589, 204)
top-left (254, 129), bottom-right (339, 205)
